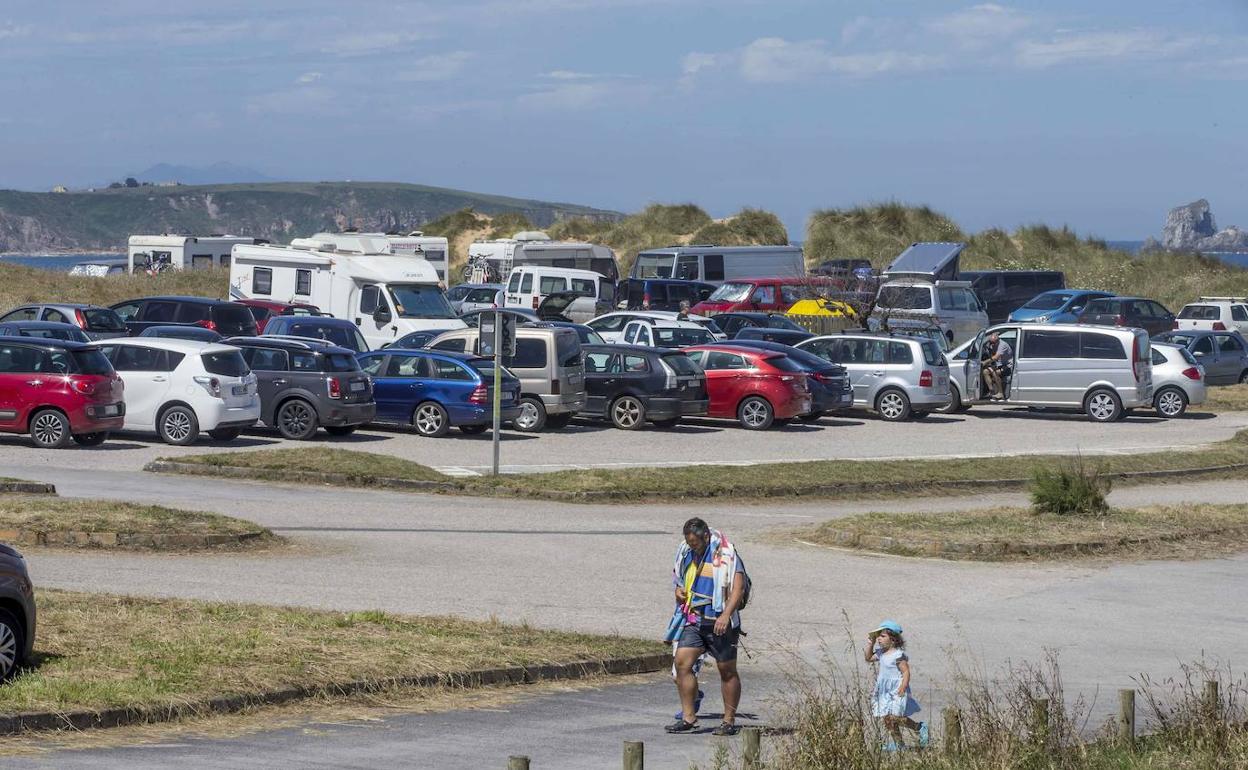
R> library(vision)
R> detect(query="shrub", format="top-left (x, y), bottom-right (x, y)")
top-left (1030, 458), bottom-right (1110, 516)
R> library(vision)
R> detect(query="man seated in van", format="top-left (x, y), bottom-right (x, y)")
top-left (980, 331), bottom-right (1012, 400)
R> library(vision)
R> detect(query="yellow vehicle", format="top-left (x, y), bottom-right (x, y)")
top-left (786, 298), bottom-right (859, 320)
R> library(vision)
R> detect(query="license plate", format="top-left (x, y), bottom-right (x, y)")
top-left (99, 404), bottom-right (120, 416)
top-left (232, 385), bottom-right (249, 396)
top-left (349, 381), bottom-right (366, 392)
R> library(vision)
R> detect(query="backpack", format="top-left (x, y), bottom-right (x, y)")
top-left (736, 560), bottom-right (753, 611)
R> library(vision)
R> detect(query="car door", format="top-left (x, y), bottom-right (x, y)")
top-left (105, 344), bottom-right (175, 429)
top-left (634, 324), bottom-right (653, 348)
top-left (379, 353), bottom-right (431, 422)
top-left (0, 343), bottom-right (40, 431)
top-left (700, 350), bottom-right (750, 417)
top-left (357, 354), bottom-right (394, 417)
top-left (1186, 335), bottom-right (1219, 383)
top-left (1231, 305), bottom-right (1248, 336)
top-left (241, 347), bottom-right (291, 423)
top-left (356, 285), bottom-right (397, 348)
top-left (583, 350), bottom-right (620, 415)
top-left (1213, 334), bottom-right (1247, 384)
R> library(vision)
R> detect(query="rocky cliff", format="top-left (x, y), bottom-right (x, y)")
top-left (1154, 199), bottom-right (1248, 252)
top-left (0, 182), bottom-right (622, 253)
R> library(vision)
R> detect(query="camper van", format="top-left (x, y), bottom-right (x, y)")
top-left (870, 242), bottom-right (988, 346)
top-left (128, 235), bottom-right (263, 274)
top-left (381, 232), bottom-right (450, 282)
top-left (229, 239), bottom-right (465, 350)
top-left (468, 231), bottom-right (620, 284)
top-left (629, 245), bottom-right (805, 285)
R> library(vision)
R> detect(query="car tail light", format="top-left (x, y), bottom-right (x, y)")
top-left (1172, 319), bottom-right (1180, 330)
top-left (196, 319), bottom-right (218, 331)
top-left (327, 377), bottom-right (342, 399)
top-left (74, 309), bottom-right (87, 329)
top-left (1213, 322), bottom-right (1227, 331)
top-left (1182, 367), bottom-right (1202, 381)
top-left (919, 370), bottom-right (933, 387)
top-left (69, 375), bottom-right (97, 395)
top-left (642, 292), bottom-right (651, 309)
top-left (469, 384), bottom-right (488, 404)
top-left (532, 296), bottom-right (540, 309)
top-left (193, 375), bottom-right (222, 397)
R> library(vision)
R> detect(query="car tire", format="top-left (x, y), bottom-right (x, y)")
top-left (798, 411), bottom-right (825, 423)
top-left (1084, 388), bottom-right (1123, 423)
top-left (208, 427), bottom-right (241, 441)
top-left (324, 426), bottom-right (357, 436)
top-left (158, 405), bottom-right (200, 446)
top-left (459, 424), bottom-right (488, 434)
top-left (875, 388), bottom-right (912, 422)
top-left (71, 431), bottom-right (108, 447)
top-left (1154, 386), bottom-right (1188, 418)
top-left (545, 413), bottom-right (574, 430)
top-left (610, 396), bottom-right (646, 430)
top-left (737, 396), bottom-right (775, 430)
top-left (29, 409), bottom-right (72, 449)
top-left (937, 385), bottom-right (966, 414)
top-left (650, 417), bottom-right (680, 429)
top-left (276, 399), bottom-right (319, 440)
top-left (412, 401), bottom-right (450, 437)
top-left (0, 607), bottom-right (24, 680)
top-left (513, 397), bottom-right (547, 432)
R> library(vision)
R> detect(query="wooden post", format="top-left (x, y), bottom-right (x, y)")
top-left (1031, 698), bottom-right (1050, 746)
top-left (743, 727), bottom-right (762, 769)
top-left (1118, 689), bottom-right (1135, 746)
top-left (623, 740), bottom-right (644, 770)
top-left (508, 757), bottom-right (530, 770)
top-left (942, 707), bottom-right (962, 753)
top-left (1204, 680), bottom-right (1220, 719)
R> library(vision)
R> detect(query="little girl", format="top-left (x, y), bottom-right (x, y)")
top-left (865, 620), bottom-right (928, 751)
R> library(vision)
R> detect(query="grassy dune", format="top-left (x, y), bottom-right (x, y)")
top-left (0, 262), bottom-right (228, 310)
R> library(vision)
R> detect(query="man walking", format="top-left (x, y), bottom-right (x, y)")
top-left (665, 517), bottom-right (746, 736)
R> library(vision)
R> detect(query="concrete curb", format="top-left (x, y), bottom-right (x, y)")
top-left (145, 459), bottom-right (1248, 502)
top-left (0, 528), bottom-right (267, 549)
top-left (0, 651), bottom-right (670, 735)
top-left (0, 481), bottom-right (56, 495)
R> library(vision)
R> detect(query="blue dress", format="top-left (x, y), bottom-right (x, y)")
top-left (872, 647), bottom-right (921, 718)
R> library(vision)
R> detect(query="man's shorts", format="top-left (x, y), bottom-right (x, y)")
top-left (677, 619), bottom-right (739, 662)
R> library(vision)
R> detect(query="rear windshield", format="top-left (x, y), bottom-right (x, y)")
top-left (1178, 305), bottom-right (1220, 320)
top-left (1023, 293), bottom-right (1072, 311)
top-left (765, 315), bottom-right (804, 330)
top-left (654, 328), bottom-right (714, 348)
top-left (877, 286), bottom-right (932, 310)
top-left (84, 309), bottom-right (127, 332)
top-left (920, 341), bottom-right (943, 366)
top-left (765, 355), bottom-right (805, 373)
top-left (662, 353), bottom-right (701, 375)
top-left (289, 323), bottom-right (367, 353)
top-left (72, 349), bottom-right (114, 375)
top-left (213, 304), bottom-right (256, 330)
top-left (1157, 333), bottom-right (1195, 347)
top-left (1177, 347), bottom-right (1198, 365)
top-left (555, 331), bottom-right (582, 366)
top-left (201, 351), bottom-right (250, 377)
top-left (469, 360), bottom-right (518, 381)
top-left (325, 353), bottom-right (360, 372)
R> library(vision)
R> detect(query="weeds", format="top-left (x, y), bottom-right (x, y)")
top-left (1030, 457), bottom-right (1110, 516)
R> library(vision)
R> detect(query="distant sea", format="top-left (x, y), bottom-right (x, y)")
top-left (0, 254), bottom-right (122, 272)
top-left (1103, 240), bottom-right (1248, 268)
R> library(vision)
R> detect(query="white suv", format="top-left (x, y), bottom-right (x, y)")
top-left (89, 338), bottom-right (260, 445)
top-left (1175, 297), bottom-right (1248, 334)
top-left (588, 311), bottom-right (726, 342)
top-left (618, 318), bottom-right (716, 348)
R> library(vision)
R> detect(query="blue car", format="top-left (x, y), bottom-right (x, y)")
top-left (1007, 290), bottom-right (1115, 324)
top-left (356, 349), bottom-right (522, 437)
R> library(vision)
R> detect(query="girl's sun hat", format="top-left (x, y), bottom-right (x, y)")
top-left (869, 620), bottom-right (903, 641)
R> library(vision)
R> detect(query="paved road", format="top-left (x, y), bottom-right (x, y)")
top-left (0, 407), bottom-right (1241, 476)
top-left (6, 469), bottom-right (1248, 768)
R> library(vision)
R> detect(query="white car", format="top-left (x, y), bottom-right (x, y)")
top-left (587, 311), bottom-right (726, 343)
top-left (88, 338), bottom-right (260, 445)
top-left (617, 318), bottom-right (716, 348)
top-left (1175, 297), bottom-right (1248, 334)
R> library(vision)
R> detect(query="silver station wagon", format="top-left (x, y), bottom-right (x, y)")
top-left (945, 324), bottom-right (1153, 422)
top-left (796, 332), bottom-right (951, 421)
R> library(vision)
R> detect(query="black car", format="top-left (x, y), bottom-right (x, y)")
top-left (722, 339), bottom-right (853, 421)
top-left (0, 541), bottom-right (35, 679)
top-left (712, 312), bottom-right (814, 345)
top-left (619, 278), bottom-right (716, 311)
top-left (110, 296), bottom-right (259, 337)
top-left (581, 344), bottom-right (708, 429)
top-left (961, 270), bottom-right (1065, 324)
top-left (384, 329), bottom-right (458, 349)
top-left (225, 337), bottom-right (376, 439)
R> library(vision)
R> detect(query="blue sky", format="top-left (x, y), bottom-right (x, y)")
top-left (1, 0), bottom-right (1245, 239)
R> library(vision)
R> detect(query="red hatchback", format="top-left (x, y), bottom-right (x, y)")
top-left (683, 344), bottom-right (812, 430)
top-left (236, 300), bottom-right (324, 334)
top-left (0, 338), bottom-right (125, 448)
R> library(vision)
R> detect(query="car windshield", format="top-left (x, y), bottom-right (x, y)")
top-left (289, 323), bottom-right (368, 352)
top-left (72, 349), bottom-right (113, 374)
top-left (24, 327), bottom-right (89, 342)
top-left (1024, 293), bottom-right (1074, 311)
top-left (201, 350), bottom-right (250, 377)
top-left (877, 286), bottom-right (932, 310)
top-left (388, 283), bottom-right (457, 319)
top-left (708, 283), bottom-right (753, 302)
top-left (765, 315), bottom-right (804, 330)
top-left (1179, 305), bottom-right (1220, 320)
top-left (653, 328), bottom-right (714, 348)
top-left (661, 353), bottom-right (701, 375)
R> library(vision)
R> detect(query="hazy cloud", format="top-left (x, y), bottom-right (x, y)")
top-left (740, 38), bottom-right (943, 83)
top-left (320, 31), bottom-right (430, 57)
top-left (1016, 30), bottom-right (1204, 69)
top-left (543, 70), bottom-right (597, 80)
top-left (0, 22), bottom-right (30, 40)
top-left (518, 82), bottom-right (611, 110)
top-left (395, 51), bottom-right (474, 82)
top-left (928, 4), bottom-right (1030, 47)
top-left (296, 72), bottom-right (323, 84)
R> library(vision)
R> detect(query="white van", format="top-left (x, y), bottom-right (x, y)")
top-left (230, 239), bottom-right (465, 350)
top-left (870, 280), bottom-right (987, 347)
top-left (630, 245), bottom-right (805, 285)
top-left (470, 231), bottom-right (620, 283)
top-left (128, 235), bottom-right (262, 273)
top-left (504, 266), bottom-right (613, 323)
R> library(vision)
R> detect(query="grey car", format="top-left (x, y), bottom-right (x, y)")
top-left (0, 542), bottom-right (35, 679)
top-left (1150, 343), bottom-right (1206, 418)
top-left (0, 303), bottom-right (128, 340)
top-left (447, 283), bottom-right (504, 314)
top-left (796, 332), bottom-right (951, 421)
top-left (225, 337), bottom-right (376, 439)
top-left (1152, 330), bottom-right (1248, 385)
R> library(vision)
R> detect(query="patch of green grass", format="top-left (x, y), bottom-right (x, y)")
top-left (2, 590), bottom-right (663, 715)
top-left (166, 447), bottom-right (447, 483)
top-left (0, 497), bottom-right (265, 537)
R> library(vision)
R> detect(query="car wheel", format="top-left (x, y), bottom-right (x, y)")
top-left (650, 417), bottom-right (680, 428)
top-left (0, 608), bottom-right (24, 680)
top-left (875, 388), bottom-right (912, 422)
top-left (798, 411), bottom-right (825, 423)
top-left (275, 399), bottom-right (318, 440)
top-left (71, 431), bottom-right (108, 447)
top-left (1084, 388), bottom-right (1123, 423)
top-left (459, 424), bottom-right (488, 434)
top-left (208, 427), bottom-right (241, 441)
top-left (937, 385), bottom-right (964, 414)
top-left (545, 413), bottom-right (574, 430)
top-left (412, 401), bottom-right (450, 437)
top-left (737, 396), bottom-right (775, 430)
top-left (610, 396), bottom-right (646, 430)
top-left (1154, 387), bottom-right (1188, 418)
top-left (29, 409), bottom-right (71, 449)
top-left (324, 426), bottom-right (357, 436)
top-left (158, 405), bottom-right (200, 446)
top-left (513, 397), bottom-right (547, 432)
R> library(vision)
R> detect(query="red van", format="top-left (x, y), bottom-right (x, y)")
top-left (0, 338), bottom-right (125, 448)
top-left (690, 276), bottom-right (841, 315)
top-left (682, 344), bottom-right (812, 429)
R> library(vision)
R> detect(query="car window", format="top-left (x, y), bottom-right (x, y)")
top-left (780, 286), bottom-right (802, 305)
top-left (141, 301), bottom-right (179, 323)
top-left (623, 323), bottom-right (639, 344)
top-left (1192, 336), bottom-right (1215, 355)
top-left (291, 351), bottom-right (320, 370)
top-left (623, 354), bottom-right (650, 372)
top-left (1179, 304), bottom-right (1220, 320)
top-left (887, 341), bottom-right (913, 365)
top-left (704, 351), bottom-right (749, 370)
top-left (1234, 306), bottom-right (1248, 322)
top-left (246, 347), bottom-right (290, 371)
top-left (84, 309), bottom-right (127, 332)
top-left (685, 350), bottom-right (705, 365)
top-left (201, 350), bottom-right (249, 377)
top-left (801, 338), bottom-right (841, 363)
top-left (1022, 330), bottom-right (1080, 358)
top-left (636, 326), bottom-right (652, 346)
top-left (1151, 348), bottom-right (1166, 366)
top-left (0, 308), bottom-right (38, 323)
top-left (41, 308), bottom-right (67, 324)
top-left (1080, 332), bottom-right (1126, 359)
top-left (519, 273), bottom-right (533, 293)
top-left (176, 303), bottom-right (211, 323)
top-left (841, 338), bottom-right (886, 364)
top-left (432, 337), bottom-right (467, 353)
top-left (920, 341), bottom-right (943, 366)
top-left (1149, 302), bottom-right (1170, 318)
top-left (110, 302), bottom-right (142, 322)
top-left (431, 358), bottom-right (473, 380)
top-left (703, 255), bottom-right (724, 282)
top-left (0, 344), bottom-right (45, 373)
top-left (662, 353), bottom-right (701, 375)
top-left (358, 355), bottom-right (384, 376)
top-left (752, 285), bottom-right (777, 304)
top-left (510, 338), bottom-right (548, 369)
top-left (385, 355), bottom-right (424, 377)
top-left (109, 345), bottom-right (166, 371)
top-left (585, 352), bottom-right (618, 373)
top-left (539, 276), bottom-right (567, 294)
top-left (1216, 334), bottom-right (1244, 353)
top-left (878, 286), bottom-right (932, 310)
top-left (467, 288), bottom-right (497, 303)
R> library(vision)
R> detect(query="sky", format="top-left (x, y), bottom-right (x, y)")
top-left (0, 0), bottom-right (1246, 240)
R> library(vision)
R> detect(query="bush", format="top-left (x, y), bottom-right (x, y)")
top-left (1030, 458), bottom-right (1110, 516)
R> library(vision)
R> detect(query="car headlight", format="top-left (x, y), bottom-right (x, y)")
top-left (1034, 314), bottom-right (1049, 323)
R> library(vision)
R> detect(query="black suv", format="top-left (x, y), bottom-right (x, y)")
top-left (110, 296), bottom-right (259, 337)
top-left (225, 337), bottom-right (376, 439)
top-left (580, 344), bottom-right (708, 429)
top-left (0, 542), bottom-right (35, 679)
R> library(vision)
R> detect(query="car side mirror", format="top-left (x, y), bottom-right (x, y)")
top-left (373, 306), bottom-right (392, 324)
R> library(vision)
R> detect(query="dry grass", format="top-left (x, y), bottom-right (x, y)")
top-left (166, 447), bottom-right (447, 483)
top-left (2, 590), bottom-right (663, 715)
top-left (0, 496), bottom-right (266, 537)
top-left (1205, 384), bottom-right (1248, 413)
top-left (0, 263), bottom-right (227, 311)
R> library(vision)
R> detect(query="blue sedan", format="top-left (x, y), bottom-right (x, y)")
top-left (1007, 290), bottom-right (1115, 324)
top-left (356, 349), bottom-right (522, 437)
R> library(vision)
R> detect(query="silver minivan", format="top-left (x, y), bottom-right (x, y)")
top-left (796, 333), bottom-right (951, 421)
top-left (869, 280), bottom-right (988, 347)
top-left (428, 326), bottom-right (587, 431)
top-left (945, 324), bottom-right (1153, 422)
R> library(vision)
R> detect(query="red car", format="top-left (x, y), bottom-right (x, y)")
top-left (0, 337), bottom-right (125, 448)
top-left (690, 276), bottom-right (842, 315)
top-left (683, 344), bottom-right (812, 429)
top-left (236, 300), bottom-right (324, 334)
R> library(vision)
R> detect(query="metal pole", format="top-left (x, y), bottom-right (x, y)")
top-left (622, 740), bottom-right (643, 770)
top-left (492, 312), bottom-right (502, 476)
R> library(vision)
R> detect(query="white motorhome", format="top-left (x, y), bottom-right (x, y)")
top-left (468, 231), bottom-right (620, 284)
top-left (306, 232), bottom-right (450, 282)
top-left (629, 245), bottom-right (805, 284)
top-left (229, 238), bottom-right (465, 349)
top-left (128, 235), bottom-right (263, 274)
